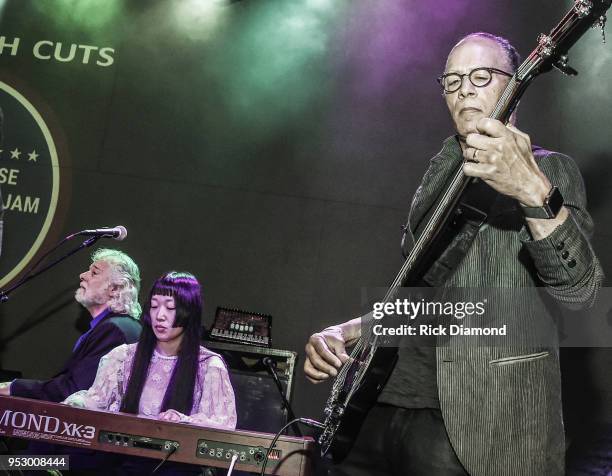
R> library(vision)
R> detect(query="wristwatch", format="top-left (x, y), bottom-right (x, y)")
top-left (520, 186), bottom-right (564, 219)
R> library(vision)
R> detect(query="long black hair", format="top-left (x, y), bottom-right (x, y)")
top-left (120, 271), bottom-right (202, 415)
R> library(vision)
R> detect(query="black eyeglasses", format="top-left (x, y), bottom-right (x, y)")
top-left (437, 67), bottom-right (513, 94)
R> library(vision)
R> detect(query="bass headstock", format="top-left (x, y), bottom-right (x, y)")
top-left (492, 0), bottom-right (612, 123)
top-left (517, 0), bottom-right (612, 82)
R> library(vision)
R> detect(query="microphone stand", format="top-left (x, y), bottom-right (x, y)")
top-left (0, 235), bottom-right (101, 303)
top-left (263, 358), bottom-right (302, 436)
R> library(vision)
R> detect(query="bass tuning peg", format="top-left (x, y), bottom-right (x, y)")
top-left (597, 15), bottom-right (607, 44)
top-left (553, 55), bottom-right (579, 76)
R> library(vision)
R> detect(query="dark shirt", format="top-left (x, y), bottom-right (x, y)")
top-left (73, 308), bottom-right (112, 351)
top-left (378, 346), bottom-right (439, 408)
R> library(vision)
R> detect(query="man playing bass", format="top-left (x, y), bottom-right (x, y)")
top-left (304, 33), bottom-right (603, 476)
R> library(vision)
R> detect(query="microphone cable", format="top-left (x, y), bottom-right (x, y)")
top-left (227, 453), bottom-right (239, 476)
top-left (259, 418), bottom-right (324, 476)
top-left (261, 357), bottom-right (302, 436)
top-left (151, 444), bottom-right (177, 475)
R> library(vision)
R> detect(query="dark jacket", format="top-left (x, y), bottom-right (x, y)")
top-left (10, 313), bottom-right (142, 402)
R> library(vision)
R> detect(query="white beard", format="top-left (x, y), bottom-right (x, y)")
top-left (75, 287), bottom-right (108, 309)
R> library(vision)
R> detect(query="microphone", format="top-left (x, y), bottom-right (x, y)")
top-left (78, 226), bottom-right (127, 241)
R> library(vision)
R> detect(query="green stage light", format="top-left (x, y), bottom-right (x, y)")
top-left (171, 0), bottom-right (229, 41)
top-left (306, 0), bottom-right (332, 10)
top-left (204, 0), bottom-right (344, 133)
top-left (33, 0), bottom-right (124, 31)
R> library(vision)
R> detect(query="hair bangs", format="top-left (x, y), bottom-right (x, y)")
top-left (150, 280), bottom-right (178, 298)
top-left (147, 272), bottom-right (202, 329)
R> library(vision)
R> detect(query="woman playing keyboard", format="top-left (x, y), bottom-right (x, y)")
top-left (64, 271), bottom-right (237, 475)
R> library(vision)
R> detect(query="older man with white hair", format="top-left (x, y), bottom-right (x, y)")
top-left (0, 248), bottom-right (142, 401)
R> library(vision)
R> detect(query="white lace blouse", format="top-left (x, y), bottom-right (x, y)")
top-left (64, 343), bottom-right (237, 430)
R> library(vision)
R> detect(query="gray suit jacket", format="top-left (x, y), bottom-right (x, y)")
top-left (404, 136), bottom-right (603, 475)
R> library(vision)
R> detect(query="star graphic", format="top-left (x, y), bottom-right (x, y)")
top-left (28, 150), bottom-right (39, 162)
top-left (10, 148), bottom-right (21, 160)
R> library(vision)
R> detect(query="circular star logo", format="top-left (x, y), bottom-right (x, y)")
top-left (0, 81), bottom-right (60, 287)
